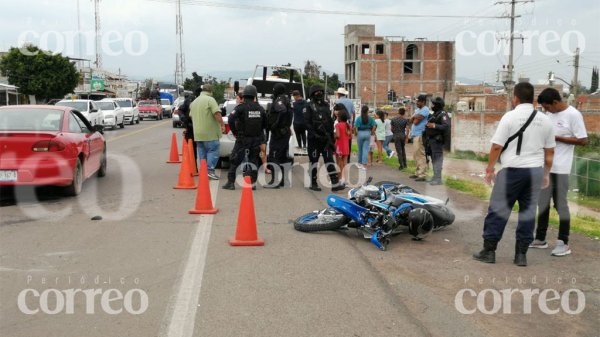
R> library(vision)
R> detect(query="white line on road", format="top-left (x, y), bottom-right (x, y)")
top-left (160, 180), bottom-right (219, 337)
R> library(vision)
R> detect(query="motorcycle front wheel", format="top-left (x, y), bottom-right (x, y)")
top-left (294, 208), bottom-right (348, 232)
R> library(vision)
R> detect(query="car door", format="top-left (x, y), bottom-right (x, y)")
top-left (114, 101), bottom-right (124, 124)
top-left (89, 101), bottom-right (100, 126)
top-left (73, 111), bottom-right (103, 177)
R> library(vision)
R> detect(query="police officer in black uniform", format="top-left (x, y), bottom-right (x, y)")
top-left (222, 85), bottom-right (267, 190)
top-left (305, 84), bottom-right (345, 192)
top-left (265, 83), bottom-right (293, 189)
top-left (425, 97), bottom-right (450, 185)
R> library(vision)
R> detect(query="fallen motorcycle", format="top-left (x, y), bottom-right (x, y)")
top-left (293, 178), bottom-right (455, 251)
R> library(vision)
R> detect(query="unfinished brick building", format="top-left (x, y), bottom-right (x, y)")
top-left (343, 24), bottom-right (455, 107)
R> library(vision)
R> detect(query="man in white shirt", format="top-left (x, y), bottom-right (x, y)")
top-left (530, 88), bottom-right (588, 256)
top-left (473, 82), bottom-right (556, 267)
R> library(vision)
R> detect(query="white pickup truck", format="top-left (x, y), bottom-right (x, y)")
top-left (218, 64), bottom-right (307, 167)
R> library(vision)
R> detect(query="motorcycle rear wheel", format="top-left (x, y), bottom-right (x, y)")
top-left (294, 208), bottom-right (348, 232)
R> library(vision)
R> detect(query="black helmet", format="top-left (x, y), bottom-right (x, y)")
top-left (309, 84), bottom-right (324, 97)
top-left (243, 85), bottom-right (258, 98)
top-left (407, 208), bottom-right (434, 240)
top-left (431, 96), bottom-right (445, 108)
top-left (273, 83), bottom-right (286, 97)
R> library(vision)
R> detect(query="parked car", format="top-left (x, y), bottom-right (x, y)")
top-left (160, 98), bottom-right (173, 118)
top-left (96, 100), bottom-right (125, 130)
top-left (137, 100), bottom-right (163, 120)
top-left (172, 97), bottom-right (186, 128)
top-left (0, 105), bottom-right (106, 196)
top-left (55, 99), bottom-right (101, 126)
top-left (112, 98), bottom-right (139, 125)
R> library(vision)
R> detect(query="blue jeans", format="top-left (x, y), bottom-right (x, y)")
top-left (383, 135), bottom-right (393, 156)
top-left (483, 167), bottom-right (544, 244)
top-left (196, 140), bottom-right (220, 174)
top-left (356, 130), bottom-right (371, 165)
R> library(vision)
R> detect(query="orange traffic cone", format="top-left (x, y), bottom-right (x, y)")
top-left (173, 139), bottom-right (196, 189)
top-left (229, 176), bottom-right (264, 246)
top-left (187, 139), bottom-right (198, 176)
top-left (166, 132), bottom-right (181, 163)
top-left (180, 134), bottom-right (186, 157)
top-left (189, 159), bottom-right (218, 214)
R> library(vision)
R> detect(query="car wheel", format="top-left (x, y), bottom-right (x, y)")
top-left (119, 118), bottom-right (125, 128)
top-left (130, 118), bottom-right (134, 125)
top-left (173, 122), bottom-right (177, 128)
top-left (64, 159), bottom-right (83, 196)
top-left (98, 148), bottom-right (107, 177)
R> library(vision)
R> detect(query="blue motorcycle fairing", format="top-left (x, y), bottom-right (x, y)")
top-left (326, 195), bottom-right (369, 224)
top-left (370, 230), bottom-right (385, 250)
top-left (392, 203), bottom-right (414, 217)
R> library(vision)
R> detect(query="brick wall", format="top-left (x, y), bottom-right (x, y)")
top-left (452, 110), bottom-right (600, 154)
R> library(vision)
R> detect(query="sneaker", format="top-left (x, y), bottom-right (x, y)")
top-left (415, 177), bottom-right (427, 182)
top-left (409, 175), bottom-right (419, 179)
top-left (428, 180), bottom-right (443, 186)
top-left (529, 239), bottom-right (548, 249)
top-left (332, 183), bottom-right (346, 192)
top-left (389, 151), bottom-right (396, 158)
top-left (356, 164), bottom-right (366, 170)
top-left (551, 240), bottom-right (571, 256)
top-left (222, 182), bottom-right (235, 190)
top-left (208, 172), bottom-right (220, 180)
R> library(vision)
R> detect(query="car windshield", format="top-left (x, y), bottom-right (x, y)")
top-left (138, 101), bottom-right (155, 107)
top-left (161, 99), bottom-right (170, 105)
top-left (97, 102), bottom-right (115, 110)
top-left (115, 99), bottom-right (132, 108)
top-left (0, 108), bottom-right (64, 131)
top-left (56, 101), bottom-right (87, 111)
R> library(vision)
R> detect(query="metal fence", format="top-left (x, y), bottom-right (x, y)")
top-left (571, 156), bottom-right (600, 196)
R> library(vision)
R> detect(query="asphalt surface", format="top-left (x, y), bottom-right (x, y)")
top-left (1, 120), bottom-right (598, 337)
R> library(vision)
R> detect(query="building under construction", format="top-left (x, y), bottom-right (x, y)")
top-left (343, 24), bottom-right (455, 107)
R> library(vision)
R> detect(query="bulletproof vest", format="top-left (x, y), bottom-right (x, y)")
top-left (426, 111), bottom-right (447, 137)
top-left (237, 102), bottom-right (263, 138)
top-left (309, 101), bottom-right (331, 132)
top-left (267, 95), bottom-right (292, 130)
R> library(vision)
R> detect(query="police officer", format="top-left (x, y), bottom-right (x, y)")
top-left (265, 83), bottom-right (293, 188)
top-left (305, 84), bottom-right (345, 192)
top-left (222, 85), bottom-right (267, 190)
top-left (425, 97), bottom-right (450, 185)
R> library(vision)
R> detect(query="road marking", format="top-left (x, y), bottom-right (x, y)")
top-left (160, 180), bottom-right (219, 337)
top-left (107, 121), bottom-right (170, 143)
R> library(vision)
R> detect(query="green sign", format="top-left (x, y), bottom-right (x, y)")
top-left (91, 79), bottom-right (105, 91)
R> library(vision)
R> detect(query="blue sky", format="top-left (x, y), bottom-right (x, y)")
top-left (1, 0), bottom-right (599, 86)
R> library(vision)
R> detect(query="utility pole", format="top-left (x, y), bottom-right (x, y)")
top-left (175, 0), bottom-right (185, 96)
top-left (496, 0), bottom-right (533, 110)
top-left (93, 0), bottom-right (102, 69)
top-left (77, 0), bottom-right (82, 58)
top-left (572, 47), bottom-right (580, 103)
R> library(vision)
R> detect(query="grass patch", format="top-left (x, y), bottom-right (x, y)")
top-left (567, 191), bottom-right (600, 212)
top-left (444, 177), bottom-right (491, 200)
top-left (448, 150), bottom-right (489, 162)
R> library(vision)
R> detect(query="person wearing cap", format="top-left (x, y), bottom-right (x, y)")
top-left (409, 95), bottom-right (430, 181)
top-left (189, 83), bottom-right (225, 180)
top-left (291, 90), bottom-right (307, 150)
top-left (335, 87), bottom-right (355, 163)
top-left (425, 97), bottom-right (450, 185)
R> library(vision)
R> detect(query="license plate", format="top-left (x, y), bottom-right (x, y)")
top-left (0, 170), bottom-right (17, 182)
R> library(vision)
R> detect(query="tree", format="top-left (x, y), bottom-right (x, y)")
top-left (591, 66), bottom-right (598, 94)
top-left (0, 45), bottom-right (79, 102)
top-left (183, 72), bottom-right (203, 93)
top-left (204, 75), bottom-right (229, 104)
top-left (304, 60), bottom-right (321, 79)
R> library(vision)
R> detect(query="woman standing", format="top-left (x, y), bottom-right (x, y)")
top-left (354, 106), bottom-right (376, 170)
top-left (374, 110), bottom-right (386, 163)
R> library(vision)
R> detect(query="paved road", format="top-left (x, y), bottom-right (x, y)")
top-left (1, 121), bottom-right (598, 337)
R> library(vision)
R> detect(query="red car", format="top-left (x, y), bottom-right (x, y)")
top-left (0, 105), bottom-right (106, 196)
top-left (137, 100), bottom-right (163, 121)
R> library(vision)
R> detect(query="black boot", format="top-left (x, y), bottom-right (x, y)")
top-left (473, 240), bottom-right (497, 264)
top-left (309, 181), bottom-right (321, 191)
top-left (222, 181), bottom-right (235, 190)
top-left (514, 241), bottom-right (528, 267)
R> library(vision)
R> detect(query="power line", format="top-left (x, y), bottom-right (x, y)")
top-left (146, 0), bottom-right (507, 19)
